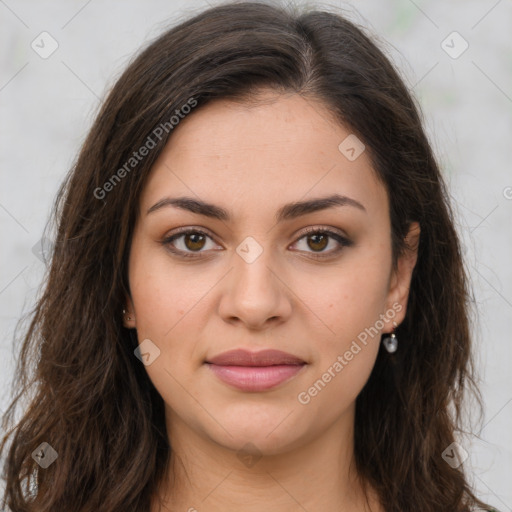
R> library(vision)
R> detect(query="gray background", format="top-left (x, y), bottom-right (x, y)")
top-left (1, 0), bottom-right (511, 509)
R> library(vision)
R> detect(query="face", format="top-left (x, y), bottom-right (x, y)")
top-left (124, 90), bottom-right (419, 456)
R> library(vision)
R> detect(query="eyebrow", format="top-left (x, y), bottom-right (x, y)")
top-left (146, 193), bottom-right (366, 222)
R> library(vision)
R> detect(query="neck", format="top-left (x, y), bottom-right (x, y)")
top-left (151, 404), bottom-right (383, 512)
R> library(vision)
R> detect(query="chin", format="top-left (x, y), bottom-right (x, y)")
top-left (206, 413), bottom-right (307, 457)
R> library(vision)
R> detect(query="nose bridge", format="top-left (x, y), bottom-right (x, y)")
top-left (236, 239), bottom-right (274, 286)
top-left (233, 234), bottom-right (280, 298)
top-left (218, 235), bottom-right (291, 328)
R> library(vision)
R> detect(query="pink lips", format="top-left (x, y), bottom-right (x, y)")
top-left (205, 349), bottom-right (306, 392)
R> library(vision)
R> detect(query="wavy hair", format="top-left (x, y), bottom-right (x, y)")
top-left (1, 2), bottom-right (494, 511)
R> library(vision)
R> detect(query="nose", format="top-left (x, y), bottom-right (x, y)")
top-left (217, 243), bottom-right (293, 330)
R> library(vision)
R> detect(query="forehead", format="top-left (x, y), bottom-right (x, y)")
top-left (140, 91), bottom-right (388, 220)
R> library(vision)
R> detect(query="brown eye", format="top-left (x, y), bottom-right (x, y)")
top-left (162, 229), bottom-right (220, 259)
top-left (183, 232), bottom-right (206, 251)
top-left (307, 233), bottom-right (329, 252)
top-left (291, 228), bottom-right (353, 258)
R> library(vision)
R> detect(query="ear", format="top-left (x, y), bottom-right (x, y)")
top-left (122, 295), bottom-right (136, 329)
top-left (384, 222), bottom-right (420, 330)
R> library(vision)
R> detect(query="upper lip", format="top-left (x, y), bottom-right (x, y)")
top-left (206, 349), bottom-right (305, 367)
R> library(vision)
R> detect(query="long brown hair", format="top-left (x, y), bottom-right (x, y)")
top-left (1, 2), bottom-right (494, 511)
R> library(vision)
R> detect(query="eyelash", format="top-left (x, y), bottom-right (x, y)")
top-left (161, 226), bottom-right (353, 260)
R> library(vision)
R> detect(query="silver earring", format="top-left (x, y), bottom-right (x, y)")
top-left (382, 332), bottom-right (398, 353)
top-left (123, 309), bottom-right (132, 321)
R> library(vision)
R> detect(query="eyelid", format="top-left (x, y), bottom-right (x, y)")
top-left (164, 225), bottom-right (217, 240)
top-left (294, 225), bottom-right (350, 241)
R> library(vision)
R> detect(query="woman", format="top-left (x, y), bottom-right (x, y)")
top-left (0, 2), bottom-right (500, 511)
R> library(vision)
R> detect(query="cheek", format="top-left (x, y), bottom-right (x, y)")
top-left (126, 243), bottom-right (209, 412)
top-left (301, 245), bottom-right (392, 342)
top-left (294, 242), bottom-right (391, 400)
top-left (127, 247), bottom-right (205, 411)
top-left (128, 238), bottom-right (211, 341)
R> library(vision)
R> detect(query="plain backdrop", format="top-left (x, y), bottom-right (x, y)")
top-left (1, 0), bottom-right (511, 509)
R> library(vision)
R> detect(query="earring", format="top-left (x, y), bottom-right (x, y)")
top-left (122, 308), bottom-right (132, 321)
top-left (382, 323), bottom-right (398, 353)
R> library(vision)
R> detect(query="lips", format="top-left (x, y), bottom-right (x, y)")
top-left (206, 349), bottom-right (305, 366)
top-left (205, 349), bottom-right (307, 392)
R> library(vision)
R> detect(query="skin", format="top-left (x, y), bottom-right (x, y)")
top-left (123, 89), bottom-right (420, 512)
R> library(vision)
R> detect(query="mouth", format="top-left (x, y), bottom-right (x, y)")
top-left (204, 349), bottom-right (307, 392)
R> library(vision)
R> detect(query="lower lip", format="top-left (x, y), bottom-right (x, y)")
top-left (206, 363), bottom-right (305, 391)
